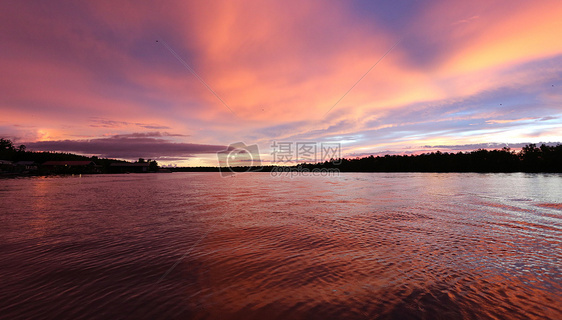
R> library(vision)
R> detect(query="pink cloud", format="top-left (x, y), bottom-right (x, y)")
top-left (1, 1), bottom-right (561, 164)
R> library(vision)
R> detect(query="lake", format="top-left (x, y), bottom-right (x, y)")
top-left (0, 172), bottom-right (561, 319)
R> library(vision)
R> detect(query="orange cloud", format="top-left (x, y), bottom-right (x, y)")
top-left (1, 0), bottom-right (561, 164)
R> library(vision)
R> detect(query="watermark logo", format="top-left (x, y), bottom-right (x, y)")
top-left (271, 141), bottom-right (342, 165)
top-left (217, 141), bottom-right (342, 178)
top-left (270, 166), bottom-right (340, 178)
top-left (270, 141), bottom-right (341, 178)
top-left (216, 142), bottom-right (262, 177)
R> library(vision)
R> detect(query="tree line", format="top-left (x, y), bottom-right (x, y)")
top-left (1, 138), bottom-right (158, 173)
top-left (3, 138), bottom-right (561, 173)
top-left (301, 144), bottom-right (562, 173)
top-left (172, 144), bottom-right (562, 173)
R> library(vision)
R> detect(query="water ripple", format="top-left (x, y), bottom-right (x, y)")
top-left (0, 173), bottom-right (561, 319)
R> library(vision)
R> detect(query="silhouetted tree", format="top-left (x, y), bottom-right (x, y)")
top-left (149, 160), bottom-right (158, 172)
top-left (1, 138), bottom-right (15, 151)
top-left (0, 138), bottom-right (17, 160)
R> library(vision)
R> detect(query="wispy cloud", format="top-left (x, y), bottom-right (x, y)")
top-left (89, 118), bottom-right (171, 130)
top-left (423, 142), bottom-right (561, 151)
top-left (485, 118), bottom-right (536, 125)
top-left (452, 15), bottom-right (479, 26)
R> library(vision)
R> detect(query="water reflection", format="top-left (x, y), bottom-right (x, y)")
top-left (0, 173), bottom-right (560, 319)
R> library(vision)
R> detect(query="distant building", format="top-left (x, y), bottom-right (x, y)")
top-left (41, 161), bottom-right (99, 174)
top-left (13, 161), bottom-right (38, 173)
top-left (109, 162), bottom-right (150, 173)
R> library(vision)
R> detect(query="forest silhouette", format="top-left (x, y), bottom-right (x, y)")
top-left (0, 138), bottom-right (157, 174)
top-left (177, 143), bottom-right (562, 173)
top-left (300, 144), bottom-right (562, 173)
top-left (2, 138), bottom-right (561, 173)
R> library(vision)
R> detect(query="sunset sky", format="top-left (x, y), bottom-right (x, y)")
top-left (1, 0), bottom-right (561, 166)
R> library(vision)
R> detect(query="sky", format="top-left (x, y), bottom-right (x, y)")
top-left (1, 0), bottom-right (561, 166)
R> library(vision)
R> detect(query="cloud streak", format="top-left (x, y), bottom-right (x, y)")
top-left (25, 135), bottom-right (227, 161)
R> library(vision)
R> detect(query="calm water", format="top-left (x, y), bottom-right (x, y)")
top-left (0, 172), bottom-right (561, 319)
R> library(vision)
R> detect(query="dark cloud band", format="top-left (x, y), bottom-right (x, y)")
top-left (25, 135), bottom-right (226, 160)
